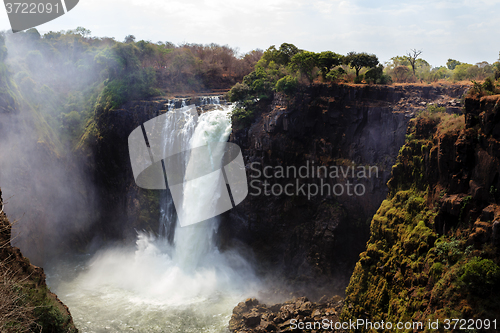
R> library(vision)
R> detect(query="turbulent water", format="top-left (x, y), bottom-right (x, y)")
top-left (47, 103), bottom-right (259, 333)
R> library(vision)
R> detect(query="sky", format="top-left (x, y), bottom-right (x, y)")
top-left (1, 0), bottom-right (499, 67)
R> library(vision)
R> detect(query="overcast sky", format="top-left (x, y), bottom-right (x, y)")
top-left (1, 0), bottom-right (499, 67)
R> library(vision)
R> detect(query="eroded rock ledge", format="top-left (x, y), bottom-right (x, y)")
top-left (229, 296), bottom-right (344, 333)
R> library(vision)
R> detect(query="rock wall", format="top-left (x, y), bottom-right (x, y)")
top-left (341, 94), bottom-right (500, 327)
top-left (0, 188), bottom-right (78, 332)
top-left (76, 84), bottom-right (468, 292)
top-left (224, 83), bottom-right (468, 291)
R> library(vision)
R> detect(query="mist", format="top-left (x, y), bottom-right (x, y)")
top-left (0, 29), bottom-right (99, 266)
top-left (0, 28), bottom-right (272, 332)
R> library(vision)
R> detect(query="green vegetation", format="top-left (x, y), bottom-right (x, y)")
top-left (1, 27), bottom-right (262, 147)
top-left (227, 43), bottom-right (500, 129)
top-left (460, 257), bottom-right (500, 296)
top-left (344, 51), bottom-right (379, 78)
top-left (469, 77), bottom-right (500, 96)
top-left (1, 210), bottom-right (77, 333)
top-left (342, 108), bottom-right (500, 331)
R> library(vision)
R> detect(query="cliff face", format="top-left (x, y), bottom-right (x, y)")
top-left (225, 83), bottom-right (468, 288)
top-left (74, 83), bottom-right (468, 291)
top-left (342, 94), bottom-right (500, 327)
top-left (0, 188), bottom-right (78, 332)
top-left (76, 97), bottom-right (229, 247)
top-left (76, 100), bottom-right (165, 246)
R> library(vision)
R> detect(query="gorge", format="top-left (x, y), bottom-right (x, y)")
top-left (2, 39), bottom-right (498, 331)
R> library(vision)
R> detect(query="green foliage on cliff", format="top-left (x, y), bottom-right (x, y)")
top-left (228, 43), bottom-right (350, 127)
top-left (21, 284), bottom-right (78, 333)
top-left (342, 109), bottom-right (500, 330)
top-left (1, 192), bottom-right (77, 333)
top-left (275, 75), bottom-right (298, 94)
top-left (0, 34), bottom-right (62, 153)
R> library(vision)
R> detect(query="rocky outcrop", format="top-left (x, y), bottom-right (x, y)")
top-left (0, 188), bottom-right (78, 332)
top-left (224, 83), bottom-right (468, 291)
top-left (229, 296), bottom-right (344, 333)
top-left (342, 93), bottom-right (500, 327)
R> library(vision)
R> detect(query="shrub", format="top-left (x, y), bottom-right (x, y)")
top-left (0, 266), bottom-right (38, 333)
top-left (426, 104), bottom-right (446, 114)
top-left (469, 78), bottom-right (499, 97)
top-left (365, 65), bottom-right (392, 84)
top-left (460, 257), bottom-right (500, 295)
top-left (325, 67), bottom-right (346, 82)
top-left (275, 75), bottom-right (298, 95)
top-left (392, 65), bottom-right (411, 82)
top-left (228, 82), bottom-right (250, 102)
top-left (353, 74), bottom-right (364, 84)
top-left (231, 107), bottom-right (254, 127)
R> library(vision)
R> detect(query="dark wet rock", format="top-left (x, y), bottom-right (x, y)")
top-left (229, 296), bottom-right (344, 333)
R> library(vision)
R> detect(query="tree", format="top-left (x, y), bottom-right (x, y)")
top-left (405, 49), bottom-right (422, 76)
top-left (317, 51), bottom-right (343, 79)
top-left (393, 65), bottom-right (411, 82)
top-left (124, 35), bottom-right (136, 43)
top-left (446, 59), bottom-right (462, 70)
top-left (388, 56), bottom-right (410, 68)
top-left (275, 75), bottom-right (298, 95)
top-left (259, 43), bottom-right (299, 67)
top-left (494, 53), bottom-right (500, 80)
top-left (452, 63), bottom-right (474, 81)
top-left (277, 43), bottom-right (300, 65)
top-left (289, 51), bottom-right (319, 82)
top-left (74, 26), bottom-right (91, 38)
top-left (345, 52), bottom-right (379, 77)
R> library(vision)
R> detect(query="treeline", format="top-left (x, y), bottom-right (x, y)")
top-left (0, 27), bottom-right (261, 145)
top-left (385, 55), bottom-right (500, 83)
top-left (230, 44), bottom-right (500, 103)
top-left (228, 43), bottom-right (500, 126)
top-left (228, 43), bottom-right (387, 125)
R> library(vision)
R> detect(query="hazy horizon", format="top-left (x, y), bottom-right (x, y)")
top-left (1, 0), bottom-right (499, 67)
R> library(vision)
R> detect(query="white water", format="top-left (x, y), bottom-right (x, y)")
top-left (48, 103), bottom-right (259, 332)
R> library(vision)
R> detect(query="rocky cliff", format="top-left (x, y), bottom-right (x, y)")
top-left (341, 93), bottom-right (500, 329)
top-left (224, 83), bottom-right (468, 294)
top-left (0, 188), bottom-right (78, 332)
top-left (74, 83), bottom-right (469, 291)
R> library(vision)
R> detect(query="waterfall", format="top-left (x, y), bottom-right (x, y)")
top-left (48, 98), bottom-right (258, 332)
top-left (173, 109), bottom-right (232, 269)
top-left (157, 106), bottom-right (197, 243)
top-left (199, 96), bottom-right (221, 105)
top-left (158, 99), bottom-right (233, 269)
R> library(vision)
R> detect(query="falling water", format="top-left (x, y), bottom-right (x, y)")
top-left (199, 96), bottom-right (220, 105)
top-left (47, 99), bottom-right (258, 333)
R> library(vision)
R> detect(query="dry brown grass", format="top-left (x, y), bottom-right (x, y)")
top-left (437, 113), bottom-right (465, 136)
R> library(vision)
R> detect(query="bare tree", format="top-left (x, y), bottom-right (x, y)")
top-left (405, 49), bottom-right (422, 76)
